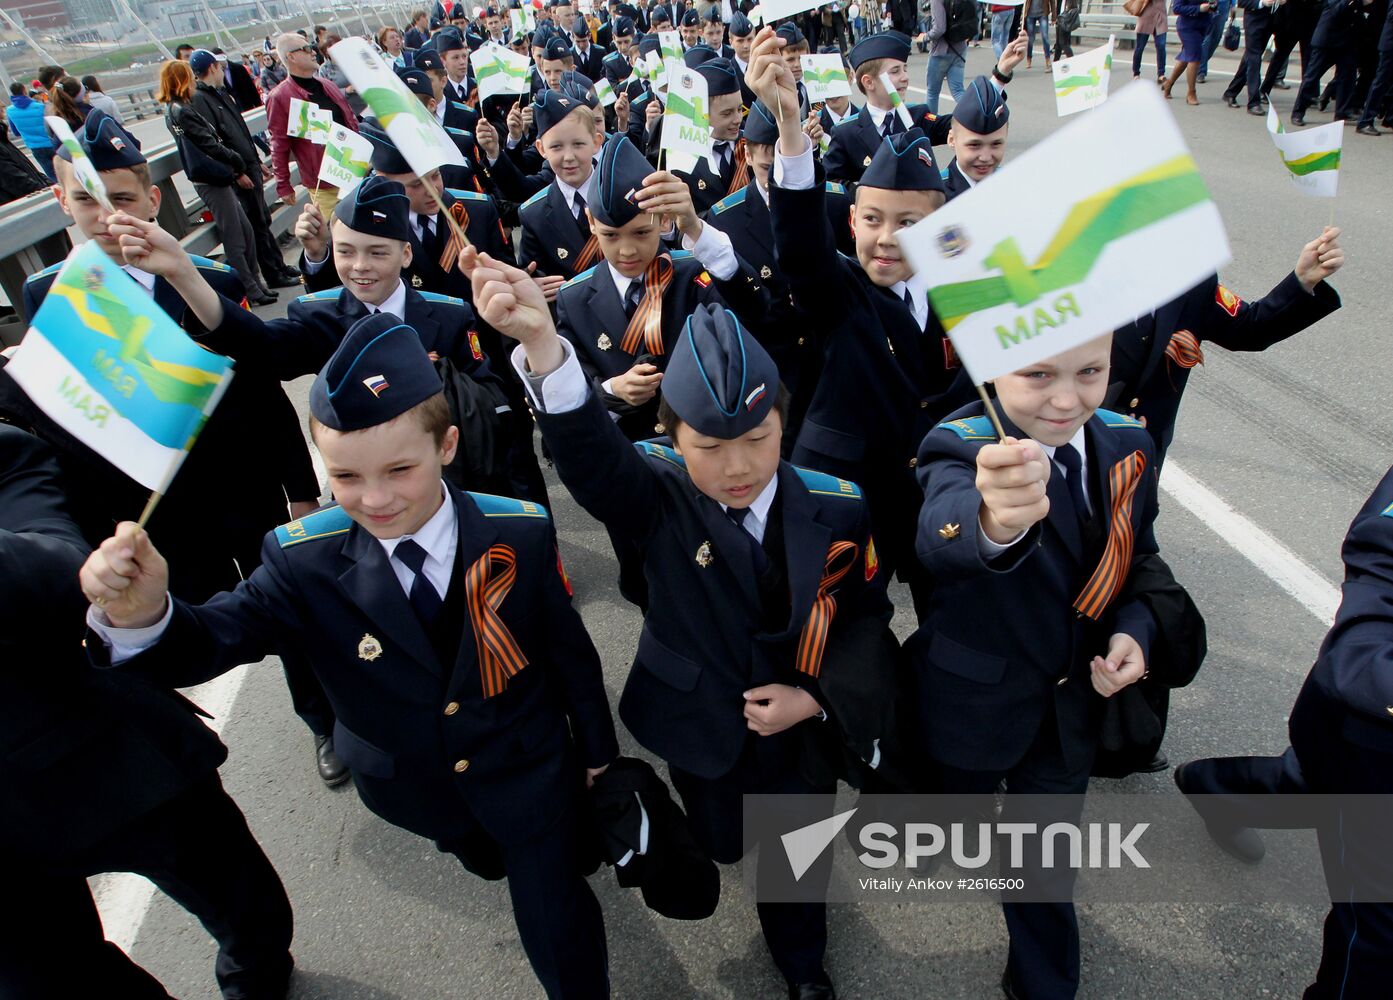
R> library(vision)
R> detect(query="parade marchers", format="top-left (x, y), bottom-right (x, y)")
top-left (0, 2), bottom-right (1384, 999)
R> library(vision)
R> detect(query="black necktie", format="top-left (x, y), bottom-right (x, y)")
top-left (573, 192), bottom-right (591, 239)
top-left (726, 505), bottom-right (769, 574)
top-left (713, 141), bottom-right (732, 185)
top-left (623, 280), bottom-right (642, 319)
top-left (394, 539), bottom-right (443, 625)
top-left (418, 215), bottom-right (436, 251)
top-left (1054, 444), bottom-right (1092, 525)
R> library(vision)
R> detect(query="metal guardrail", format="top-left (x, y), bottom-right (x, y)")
top-left (0, 105), bottom-right (307, 343)
top-left (1078, 0), bottom-right (1181, 47)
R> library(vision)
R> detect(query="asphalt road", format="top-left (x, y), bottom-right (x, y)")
top-left (93, 42), bottom-right (1393, 1000)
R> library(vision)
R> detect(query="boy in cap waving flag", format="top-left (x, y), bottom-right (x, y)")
top-left (80, 311), bottom-right (619, 1000)
top-left (748, 27), bottom-right (975, 616)
top-left (474, 240), bottom-right (894, 999)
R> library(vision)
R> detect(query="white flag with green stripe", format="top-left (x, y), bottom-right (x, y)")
top-left (45, 117), bottom-right (112, 213)
top-left (1052, 35), bottom-right (1113, 117)
top-left (897, 81), bottom-right (1231, 384)
top-left (800, 54), bottom-right (851, 102)
top-left (1267, 104), bottom-right (1342, 198)
top-left (470, 42), bottom-right (533, 100)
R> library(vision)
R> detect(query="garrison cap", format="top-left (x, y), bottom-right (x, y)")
top-left (612, 15), bottom-right (635, 37)
top-left (637, 33), bottom-right (662, 58)
top-left (649, 3), bottom-right (672, 24)
top-left (435, 28), bottom-right (466, 53)
top-left (543, 35), bottom-right (574, 60)
top-left (310, 313), bottom-right (442, 432)
top-left (848, 30), bottom-right (911, 69)
top-left (680, 8), bottom-right (700, 27)
top-left (859, 128), bottom-right (945, 193)
top-left (682, 42), bottom-right (718, 68)
top-left (572, 15), bottom-right (590, 35)
top-left (775, 21), bottom-right (805, 46)
top-left (729, 12), bottom-right (752, 36)
top-left (662, 304), bottom-right (780, 439)
top-left (415, 47), bottom-right (445, 72)
top-left (358, 121), bottom-right (415, 176)
top-left (58, 109), bottom-right (144, 169)
top-left (533, 87), bottom-right (591, 136)
top-left (702, 5), bottom-right (722, 22)
top-left (953, 74), bottom-right (1009, 135)
top-left (591, 132), bottom-right (651, 227)
top-left (332, 173), bottom-right (413, 241)
top-left (396, 66), bottom-right (435, 97)
top-left (741, 99), bottom-right (778, 145)
top-left (694, 57), bottom-right (740, 97)
top-left (557, 70), bottom-right (597, 98)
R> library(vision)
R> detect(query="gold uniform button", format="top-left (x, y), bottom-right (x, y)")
top-left (798, 337), bottom-right (805, 346)
top-left (453, 759), bottom-right (470, 773)
top-left (1056, 677), bottom-right (1068, 686)
top-left (1130, 397), bottom-right (1140, 408)
top-left (908, 457), bottom-right (917, 468)
top-left (920, 400), bottom-right (929, 409)
top-left (444, 702), bottom-right (460, 716)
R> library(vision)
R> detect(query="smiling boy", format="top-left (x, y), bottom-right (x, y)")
top-left (942, 74), bottom-right (1011, 199)
top-left (910, 331), bottom-right (1159, 998)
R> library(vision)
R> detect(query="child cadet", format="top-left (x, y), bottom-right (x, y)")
top-left (474, 246), bottom-right (891, 1000)
top-left (774, 21), bottom-right (814, 119)
top-left (136, 174), bottom-right (547, 506)
top-left (80, 311), bottom-right (619, 1000)
top-left (942, 74), bottom-right (1011, 200)
top-left (729, 11), bottom-right (758, 106)
top-left (704, 98), bottom-right (854, 447)
top-left (701, 6), bottom-right (735, 57)
top-left (913, 332), bottom-right (1161, 999)
top-left (0, 109), bottom-right (338, 781)
top-left (297, 123), bottom-right (508, 299)
top-left (823, 30), bottom-right (1024, 185)
top-left (748, 30), bottom-right (973, 615)
top-left (556, 131), bottom-right (768, 443)
top-left (667, 58), bottom-right (751, 213)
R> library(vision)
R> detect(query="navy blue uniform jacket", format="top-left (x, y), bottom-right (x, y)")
top-left (822, 102), bottom-right (953, 185)
top-left (910, 403), bottom-right (1161, 773)
top-left (90, 488), bottom-right (619, 844)
top-left (535, 387), bottom-right (892, 779)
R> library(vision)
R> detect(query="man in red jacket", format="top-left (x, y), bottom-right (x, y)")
top-left (267, 32), bottom-right (357, 217)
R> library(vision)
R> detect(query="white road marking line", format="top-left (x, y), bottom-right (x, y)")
top-left (1161, 461), bottom-right (1340, 627)
top-left (904, 85), bottom-right (954, 104)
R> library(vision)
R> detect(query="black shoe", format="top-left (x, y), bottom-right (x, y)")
top-left (1224, 95), bottom-right (1239, 108)
top-left (279, 263), bottom-right (302, 278)
top-left (1174, 764), bottom-right (1266, 864)
top-left (249, 291), bottom-right (278, 306)
top-left (316, 734), bottom-right (350, 787)
top-left (1136, 752), bottom-right (1170, 773)
top-left (1273, 80), bottom-right (1291, 90)
top-left (1001, 968), bottom-right (1024, 1000)
top-left (1318, 94), bottom-right (1330, 111)
top-left (265, 272), bottom-right (301, 289)
top-left (1357, 124), bottom-right (1383, 136)
top-left (1247, 105), bottom-right (1265, 116)
top-left (1291, 112), bottom-right (1305, 126)
top-left (788, 977), bottom-right (835, 1000)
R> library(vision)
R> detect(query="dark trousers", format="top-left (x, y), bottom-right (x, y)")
top-left (234, 183), bottom-right (287, 283)
top-left (669, 732), bottom-right (833, 987)
top-left (0, 777), bottom-right (293, 1000)
top-left (439, 797), bottom-right (609, 999)
top-left (933, 709), bottom-right (1093, 1000)
top-left (1224, 18), bottom-right (1275, 107)
top-left (281, 649), bottom-right (335, 737)
top-left (1180, 687), bottom-right (1393, 1000)
top-left (1294, 45), bottom-right (1359, 118)
top-left (1358, 48), bottom-right (1393, 127)
top-left (1263, 10), bottom-right (1317, 94)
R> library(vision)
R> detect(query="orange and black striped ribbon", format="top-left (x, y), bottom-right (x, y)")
top-left (1165, 329), bottom-right (1204, 369)
top-left (726, 138), bottom-right (749, 195)
top-left (618, 253), bottom-right (676, 356)
top-left (465, 544), bottom-right (529, 698)
top-left (574, 233), bottom-right (603, 272)
top-left (1073, 450), bottom-right (1148, 620)
top-left (794, 541), bottom-right (860, 679)
top-left (438, 201), bottom-right (471, 274)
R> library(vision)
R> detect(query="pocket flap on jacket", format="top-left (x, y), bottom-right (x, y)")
top-left (636, 626), bottom-right (703, 693)
top-left (797, 419), bottom-right (866, 464)
top-left (927, 631), bottom-right (1007, 685)
top-left (332, 720), bottom-right (396, 779)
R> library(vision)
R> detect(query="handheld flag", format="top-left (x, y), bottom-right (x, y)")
top-left (1052, 35), bottom-right (1113, 117)
top-left (1266, 104), bottom-right (1342, 198)
top-left (331, 37), bottom-right (466, 175)
top-left (4, 242), bottom-right (235, 494)
top-left (658, 30), bottom-right (684, 86)
top-left (880, 72), bottom-right (915, 131)
top-left (287, 97), bottom-right (333, 144)
top-left (470, 42), bottom-right (533, 99)
top-left (661, 66), bottom-right (712, 175)
top-left (897, 81), bottom-right (1230, 385)
top-left (509, 6), bottom-right (535, 36)
top-left (759, 0), bottom-right (824, 21)
top-left (594, 76), bottom-right (617, 107)
top-left (801, 54), bottom-right (851, 102)
top-left (45, 117), bottom-right (113, 214)
top-left (319, 123), bottom-right (374, 194)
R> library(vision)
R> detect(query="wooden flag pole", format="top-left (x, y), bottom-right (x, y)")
top-left (976, 383), bottom-right (1008, 441)
top-left (136, 490), bottom-right (164, 529)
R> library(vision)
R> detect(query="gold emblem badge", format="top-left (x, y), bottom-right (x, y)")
top-left (697, 178), bottom-right (707, 190)
top-left (410, 274), bottom-right (424, 288)
top-left (597, 333), bottom-right (612, 351)
top-left (558, 247), bottom-right (569, 260)
top-left (695, 541), bottom-right (713, 567)
top-left (863, 155), bottom-right (872, 167)
top-left (938, 523), bottom-right (961, 540)
top-left (357, 634), bottom-right (384, 661)
top-left (759, 265), bottom-right (772, 279)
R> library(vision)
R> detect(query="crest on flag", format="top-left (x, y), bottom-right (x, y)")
top-left (935, 226), bottom-right (968, 259)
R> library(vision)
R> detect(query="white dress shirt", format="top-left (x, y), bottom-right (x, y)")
top-left (122, 264), bottom-right (158, 295)
top-left (890, 279), bottom-right (930, 331)
top-left (978, 426), bottom-right (1091, 555)
top-left (556, 167), bottom-right (598, 219)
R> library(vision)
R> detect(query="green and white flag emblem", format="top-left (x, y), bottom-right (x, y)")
top-left (897, 82), bottom-right (1231, 384)
top-left (1052, 35), bottom-right (1113, 117)
top-left (1267, 104), bottom-right (1342, 197)
top-left (45, 117), bottom-right (113, 213)
top-left (800, 54), bottom-right (851, 102)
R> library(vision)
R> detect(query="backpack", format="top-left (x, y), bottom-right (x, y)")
top-left (435, 356), bottom-right (515, 497)
top-left (945, 0), bottom-right (979, 46)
